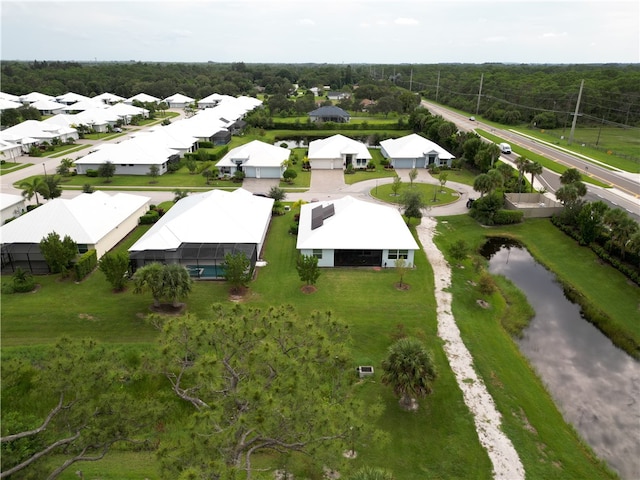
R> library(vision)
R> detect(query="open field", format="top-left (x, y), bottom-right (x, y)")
top-left (2, 209), bottom-right (628, 479)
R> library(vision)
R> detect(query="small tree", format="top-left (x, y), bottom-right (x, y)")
top-left (185, 158), bottom-right (197, 174)
top-left (395, 258), bottom-right (408, 288)
top-left (282, 168), bottom-right (297, 184)
top-left (133, 263), bottom-right (192, 308)
top-left (98, 251), bottom-right (131, 291)
top-left (148, 164), bottom-right (160, 183)
top-left (56, 158), bottom-right (75, 177)
top-left (296, 254), bottom-right (320, 286)
top-left (401, 190), bottom-right (424, 225)
top-left (438, 171), bottom-right (449, 191)
top-left (390, 176), bottom-right (402, 197)
top-left (449, 239), bottom-right (469, 261)
top-left (97, 161), bottom-right (116, 183)
top-left (268, 186), bottom-right (287, 201)
top-left (223, 252), bottom-right (252, 294)
top-left (408, 168), bottom-right (418, 187)
top-left (232, 170), bottom-right (245, 183)
top-left (173, 189), bottom-right (189, 203)
top-left (381, 337), bottom-right (437, 410)
top-left (39, 232), bottom-right (77, 275)
top-left (473, 173), bottom-right (493, 198)
top-left (82, 183), bottom-right (94, 193)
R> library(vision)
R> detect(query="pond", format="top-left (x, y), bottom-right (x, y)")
top-left (481, 238), bottom-right (640, 480)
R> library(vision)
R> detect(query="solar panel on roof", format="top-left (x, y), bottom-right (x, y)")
top-left (323, 203), bottom-right (335, 219)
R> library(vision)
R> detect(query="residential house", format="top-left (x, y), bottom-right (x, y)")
top-left (217, 140), bottom-right (290, 178)
top-left (74, 138), bottom-right (180, 176)
top-left (1, 192), bottom-right (150, 274)
top-left (327, 91), bottom-right (350, 101)
top-left (296, 196), bottom-right (419, 268)
top-left (56, 92), bottom-right (91, 105)
top-left (307, 134), bottom-right (371, 170)
top-left (129, 188), bottom-right (274, 279)
top-left (309, 106), bottom-right (350, 123)
top-left (125, 93), bottom-right (161, 105)
top-left (380, 133), bottom-right (455, 169)
top-left (19, 92), bottom-right (55, 105)
top-left (0, 139), bottom-right (24, 162)
top-left (92, 92), bottom-right (126, 105)
top-left (164, 93), bottom-right (195, 109)
top-left (0, 98), bottom-right (23, 111)
top-left (0, 120), bottom-right (78, 152)
top-left (29, 99), bottom-right (66, 115)
top-left (0, 193), bottom-right (26, 224)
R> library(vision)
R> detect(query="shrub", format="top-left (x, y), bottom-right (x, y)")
top-left (139, 210), bottom-right (160, 225)
top-left (345, 164), bottom-right (355, 174)
top-left (8, 267), bottom-right (36, 293)
top-left (449, 239), bottom-right (469, 261)
top-left (74, 249), bottom-right (98, 281)
top-left (289, 223), bottom-right (299, 235)
top-left (478, 271), bottom-right (497, 295)
top-left (232, 170), bottom-right (245, 183)
top-left (493, 209), bottom-right (524, 225)
top-left (86, 169), bottom-right (98, 178)
top-left (199, 141), bottom-right (214, 149)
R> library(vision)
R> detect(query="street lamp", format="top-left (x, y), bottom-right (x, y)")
top-left (42, 163), bottom-right (47, 177)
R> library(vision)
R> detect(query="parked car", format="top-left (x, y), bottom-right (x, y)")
top-left (469, 116), bottom-right (475, 121)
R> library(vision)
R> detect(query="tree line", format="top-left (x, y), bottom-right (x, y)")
top-left (3, 61), bottom-right (639, 127)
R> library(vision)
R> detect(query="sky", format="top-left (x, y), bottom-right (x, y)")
top-left (1, 0), bottom-right (638, 64)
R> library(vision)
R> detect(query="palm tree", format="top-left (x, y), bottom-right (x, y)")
top-left (18, 176), bottom-right (49, 205)
top-left (604, 208), bottom-right (639, 258)
top-left (473, 173), bottom-right (493, 198)
top-left (525, 161), bottom-right (543, 192)
top-left (514, 156), bottom-right (529, 196)
top-left (56, 157), bottom-right (75, 176)
top-left (381, 337), bottom-right (437, 410)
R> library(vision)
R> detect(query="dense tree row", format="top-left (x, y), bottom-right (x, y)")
top-left (3, 61), bottom-right (638, 127)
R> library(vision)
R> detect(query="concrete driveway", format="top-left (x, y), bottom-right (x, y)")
top-left (241, 178), bottom-right (280, 195)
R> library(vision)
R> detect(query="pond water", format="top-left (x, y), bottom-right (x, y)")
top-left (482, 238), bottom-right (640, 480)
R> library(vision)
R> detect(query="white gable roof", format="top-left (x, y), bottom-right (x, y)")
top-left (20, 92), bottom-right (55, 104)
top-left (107, 103), bottom-right (148, 117)
top-left (296, 196), bottom-right (419, 251)
top-left (129, 188), bottom-right (274, 251)
top-left (93, 92), bottom-right (126, 104)
top-left (0, 192), bottom-right (150, 245)
top-left (0, 120), bottom-right (58, 142)
top-left (126, 93), bottom-right (161, 104)
top-left (380, 133), bottom-right (455, 160)
top-left (133, 127), bottom-right (198, 150)
top-left (0, 92), bottom-right (20, 102)
top-left (308, 134), bottom-right (372, 160)
top-left (29, 99), bottom-right (66, 112)
top-left (59, 99), bottom-right (107, 112)
top-left (56, 92), bottom-right (91, 104)
top-left (164, 93), bottom-right (194, 104)
top-left (76, 139), bottom-right (178, 166)
top-left (0, 193), bottom-right (25, 210)
top-left (217, 140), bottom-right (290, 168)
top-left (0, 98), bottom-right (22, 110)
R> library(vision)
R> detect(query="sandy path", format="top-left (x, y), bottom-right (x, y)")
top-left (417, 217), bottom-right (525, 480)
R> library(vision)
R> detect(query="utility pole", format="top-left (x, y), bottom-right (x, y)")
top-left (409, 69), bottom-right (413, 92)
top-left (435, 70), bottom-right (440, 103)
top-left (475, 73), bottom-right (483, 115)
top-left (568, 79), bottom-right (584, 145)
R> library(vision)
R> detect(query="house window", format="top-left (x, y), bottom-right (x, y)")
top-left (388, 249), bottom-right (408, 260)
top-left (77, 244), bottom-right (89, 254)
top-left (312, 249), bottom-right (323, 259)
top-left (356, 158), bottom-right (367, 167)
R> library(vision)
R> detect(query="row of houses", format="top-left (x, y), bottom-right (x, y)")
top-left (1, 188), bottom-right (419, 277)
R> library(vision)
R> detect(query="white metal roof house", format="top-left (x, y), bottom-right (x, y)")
top-left (29, 99), bottom-right (66, 115)
top-left (125, 93), bottom-right (161, 105)
top-left (92, 92), bottom-right (126, 105)
top-left (309, 106), bottom-right (350, 123)
top-left (105, 103), bottom-right (149, 124)
top-left (198, 93), bottom-right (233, 109)
top-left (380, 133), bottom-right (455, 169)
top-left (74, 139), bottom-right (180, 176)
top-left (19, 92), bottom-right (55, 105)
top-left (0, 120), bottom-right (78, 151)
top-left (307, 134), bottom-right (371, 170)
top-left (217, 140), bottom-right (290, 179)
top-left (0, 92), bottom-right (21, 102)
top-left (59, 99), bottom-right (107, 113)
top-left (1, 191), bottom-right (150, 274)
top-left (0, 98), bottom-right (23, 111)
top-left (129, 188), bottom-right (274, 279)
top-left (296, 196), bottom-right (419, 268)
top-left (56, 92), bottom-right (92, 105)
top-left (0, 193), bottom-right (26, 224)
top-left (164, 93), bottom-right (195, 109)
top-left (0, 139), bottom-right (23, 162)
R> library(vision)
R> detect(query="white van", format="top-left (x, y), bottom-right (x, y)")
top-left (499, 143), bottom-right (512, 154)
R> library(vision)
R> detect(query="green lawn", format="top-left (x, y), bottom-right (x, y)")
top-left (370, 181), bottom-right (460, 207)
top-left (0, 161), bottom-right (31, 176)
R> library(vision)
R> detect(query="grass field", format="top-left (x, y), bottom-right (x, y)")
top-left (2, 209), bottom-right (631, 479)
top-left (370, 181), bottom-right (460, 207)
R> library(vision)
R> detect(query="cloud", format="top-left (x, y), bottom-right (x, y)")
top-left (299, 18), bottom-right (315, 26)
top-left (541, 32), bottom-right (568, 38)
top-left (484, 36), bottom-right (507, 43)
top-left (394, 17), bottom-right (419, 26)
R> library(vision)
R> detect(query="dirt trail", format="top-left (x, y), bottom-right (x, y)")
top-left (417, 217), bottom-right (524, 480)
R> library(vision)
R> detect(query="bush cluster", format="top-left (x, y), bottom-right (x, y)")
top-left (86, 169), bottom-right (98, 177)
top-left (74, 249), bottom-right (97, 281)
top-left (493, 209), bottom-right (524, 225)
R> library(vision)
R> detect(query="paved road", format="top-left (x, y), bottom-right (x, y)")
top-left (420, 99), bottom-right (640, 221)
